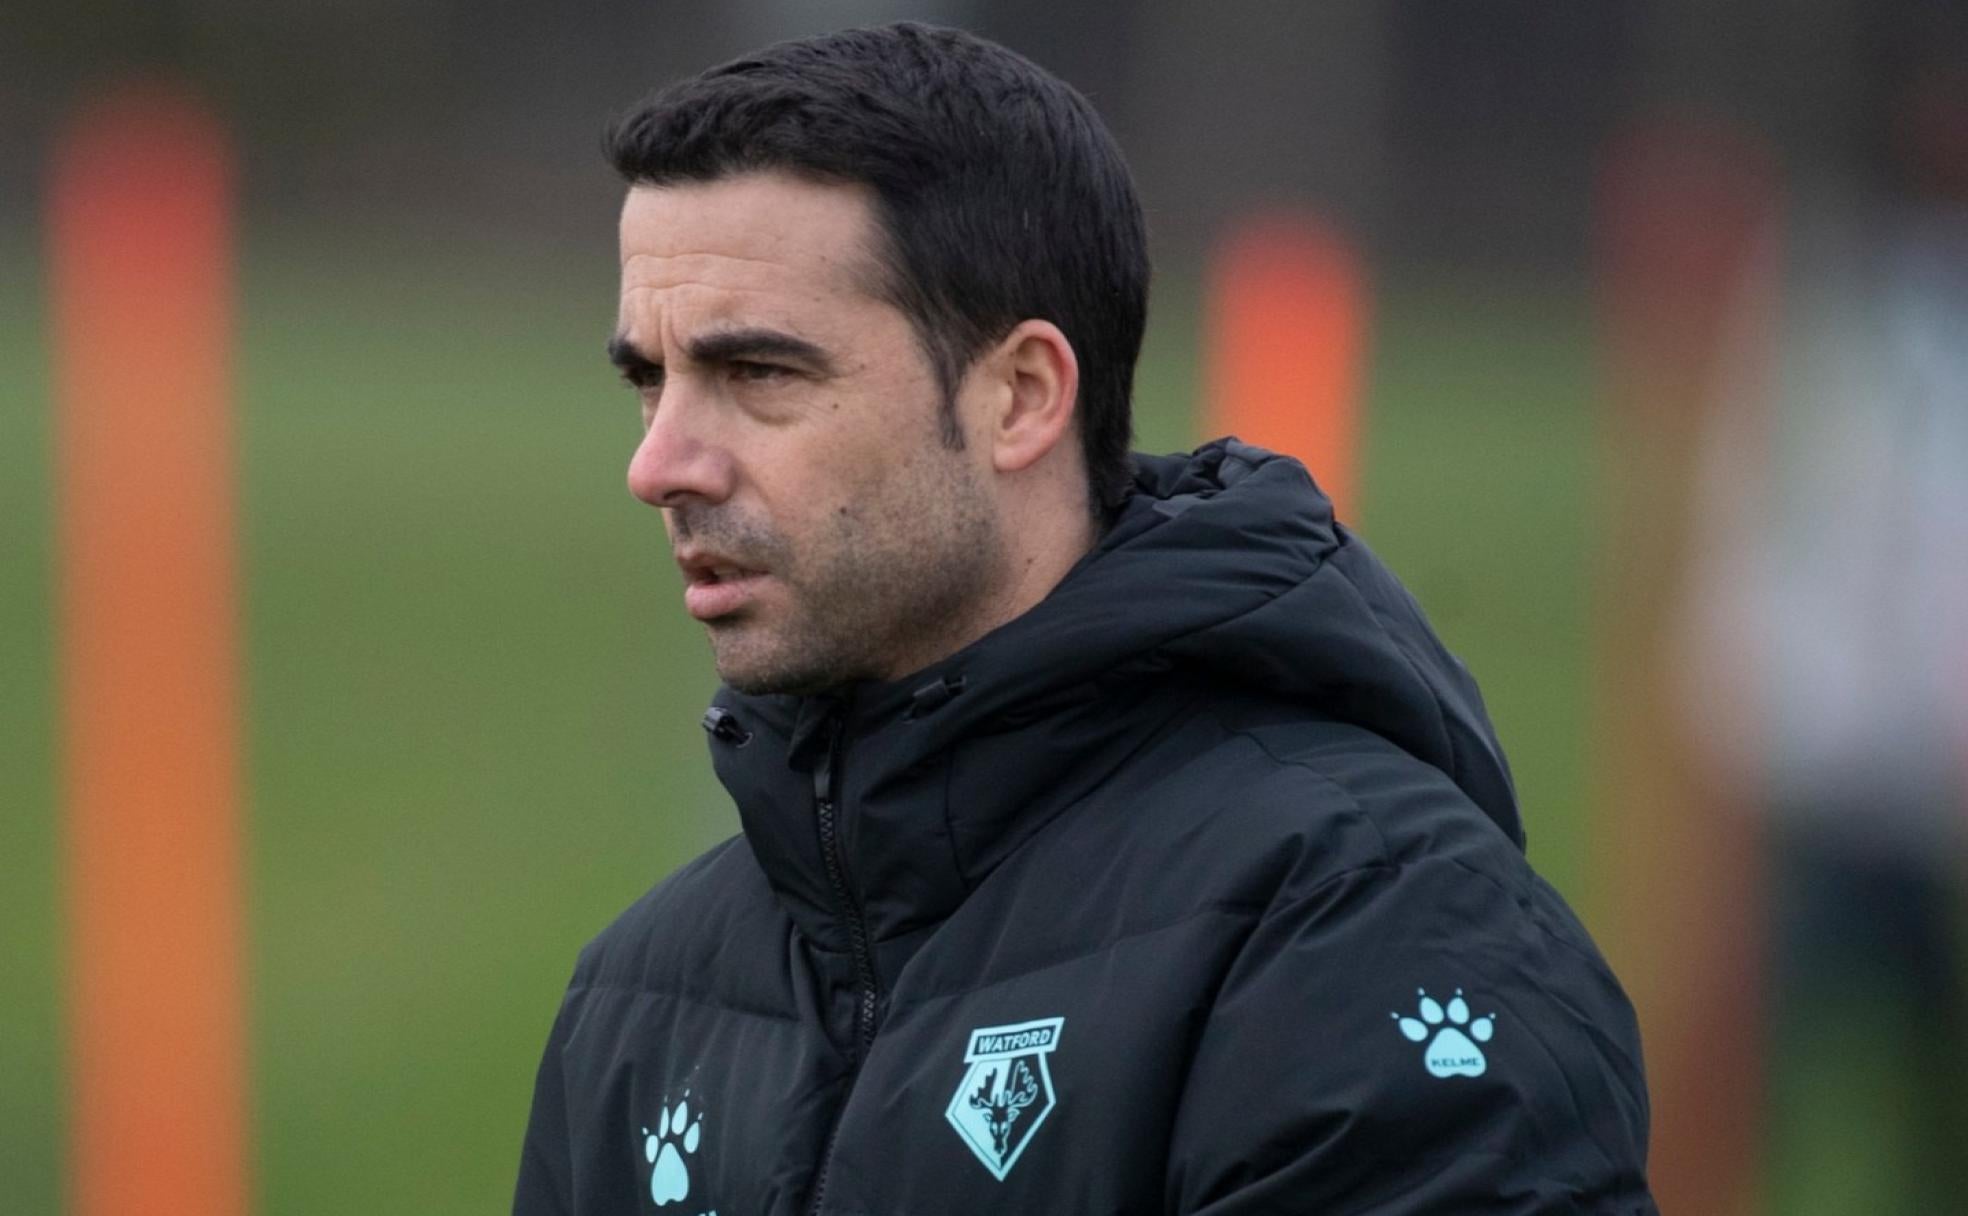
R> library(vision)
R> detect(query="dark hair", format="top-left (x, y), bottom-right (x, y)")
top-left (605, 22), bottom-right (1146, 518)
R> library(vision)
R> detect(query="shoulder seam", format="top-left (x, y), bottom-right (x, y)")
top-left (1223, 726), bottom-right (1613, 976)
top-left (1224, 723), bottom-right (1397, 866)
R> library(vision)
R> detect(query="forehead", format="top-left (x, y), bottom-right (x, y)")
top-left (617, 172), bottom-right (887, 328)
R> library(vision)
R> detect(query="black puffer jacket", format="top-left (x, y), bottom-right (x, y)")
top-left (514, 440), bottom-right (1654, 1215)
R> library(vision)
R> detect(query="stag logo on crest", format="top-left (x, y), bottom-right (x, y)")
top-left (943, 1016), bottom-right (1064, 1180)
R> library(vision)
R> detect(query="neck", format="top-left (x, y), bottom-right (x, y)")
top-left (998, 513), bottom-right (1097, 627)
top-left (952, 472), bottom-right (1099, 663)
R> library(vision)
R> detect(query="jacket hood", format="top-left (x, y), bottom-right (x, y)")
top-left (1043, 438), bottom-right (1523, 845)
top-left (843, 439), bottom-right (1520, 839)
top-left (707, 439), bottom-right (1522, 953)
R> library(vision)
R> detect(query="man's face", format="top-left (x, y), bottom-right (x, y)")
top-left (616, 171), bottom-right (1007, 694)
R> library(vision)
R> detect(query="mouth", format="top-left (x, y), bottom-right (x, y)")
top-left (676, 552), bottom-right (768, 621)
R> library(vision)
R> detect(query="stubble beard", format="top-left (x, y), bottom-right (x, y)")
top-left (682, 454), bottom-right (1007, 697)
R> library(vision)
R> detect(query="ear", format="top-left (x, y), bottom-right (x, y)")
top-left (982, 319), bottom-right (1080, 475)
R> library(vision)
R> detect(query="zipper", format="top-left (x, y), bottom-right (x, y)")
top-left (812, 707), bottom-right (880, 1055)
top-left (807, 705), bottom-right (878, 1216)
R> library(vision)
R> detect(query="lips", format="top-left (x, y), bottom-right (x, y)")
top-left (676, 551), bottom-right (767, 621)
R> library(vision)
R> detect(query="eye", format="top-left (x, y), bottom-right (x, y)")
top-left (728, 360), bottom-right (791, 384)
top-left (622, 363), bottom-right (665, 392)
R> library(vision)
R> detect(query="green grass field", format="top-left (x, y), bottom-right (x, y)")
top-left (1, 231), bottom-right (1602, 1212)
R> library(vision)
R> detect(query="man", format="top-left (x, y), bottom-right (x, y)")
top-left (517, 22), bottom-right (1654, 1215)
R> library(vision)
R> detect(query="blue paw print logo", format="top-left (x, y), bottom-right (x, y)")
top-left (1392, 987), bottom-right (1496, 1078)
top-left (641, 1093), bottom-right (714, 1213)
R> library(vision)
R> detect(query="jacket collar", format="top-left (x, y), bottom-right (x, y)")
top-left (703, 644), bottom-right (1197, 965)
top-left (699, 439), bottom-right (1523, 966)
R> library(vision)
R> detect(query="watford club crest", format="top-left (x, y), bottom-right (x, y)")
top-left (943, 1017), bottom-right (1064, 1180)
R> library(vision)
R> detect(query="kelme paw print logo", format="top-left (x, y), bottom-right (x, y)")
top-left (641, 1093), bottom-right (714, 1213)
top-left (1392, 987), bottom-right (1496, 1078)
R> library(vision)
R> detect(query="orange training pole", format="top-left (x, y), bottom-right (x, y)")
top-left (1204, 212), bottom-right (1370, 520)
top-left (51, 83), bottom-right (249, 1216)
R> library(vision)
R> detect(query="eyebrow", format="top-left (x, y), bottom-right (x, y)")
top-left (606, 334), bottom-right (659, 377)
top-left (606, 328), bottom-right (837, 376)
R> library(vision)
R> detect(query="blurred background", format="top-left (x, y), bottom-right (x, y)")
top-left (4, 1), bottom-right (1965, 1212)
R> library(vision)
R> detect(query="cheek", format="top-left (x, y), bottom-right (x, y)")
top-left (749, 371), bottom-right (945, 543)
top-left (780, 420), bottom-right (903, 512)
top-left (795, 483), bottom-right (866, 550)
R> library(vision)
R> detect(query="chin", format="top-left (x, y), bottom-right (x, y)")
top-left (712, 642), bottom-right (838, 697)
top-left (719, 666), bottom-right (841, 698)
top-left (708, 615), bottom-right (872, 696)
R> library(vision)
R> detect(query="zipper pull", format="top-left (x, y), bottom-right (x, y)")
top-left (701, 706), bottom-right (752, 746)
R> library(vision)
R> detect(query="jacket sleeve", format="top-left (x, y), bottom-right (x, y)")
top-left (1165, 855), bottom-right (1655, 1214)
top-left (512, 987), bottom-right (577, 1216)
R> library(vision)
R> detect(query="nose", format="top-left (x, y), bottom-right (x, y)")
top-left (627, 388), bottom-right (736, 509)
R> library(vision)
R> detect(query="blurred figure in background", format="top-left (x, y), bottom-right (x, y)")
top-left (1682, 25), bottom-right (1968, 1213)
